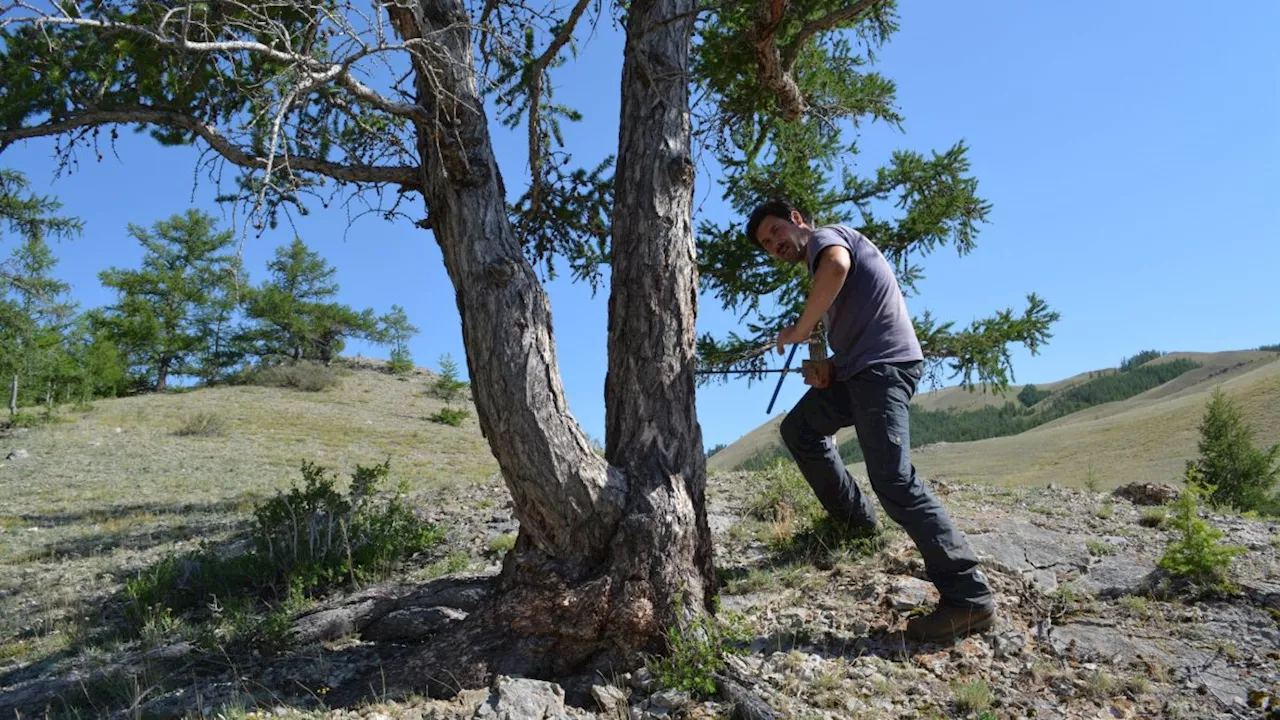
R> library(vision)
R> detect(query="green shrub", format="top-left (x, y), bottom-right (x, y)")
top-left (429, 407), bottom-right (469, 426)
top-left (648, 594), bottom-right (750, 698)
top-left (952, 679), bottom-right (992, 713)
top-left (125, 460), bottom-right (444, 636)
top-left (252, 460), bottom-right (444, 586)
top-left (1157, 469), bottom-right (1246, 591)
top-left (7, 411), bottom-right (43, 428)
top-left (244, 362), bottom-right (341, 392)
top-left (1193, 389), bottom-right (1280, 513)
top-left (743, 459), bottom-right (820, 523)
top-left (174, 411), bottom-right (229, 437)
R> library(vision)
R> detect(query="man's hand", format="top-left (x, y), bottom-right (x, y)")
top-left (801, 360), bottom-right (832, 388)
top-left (776, 324), bottom-right (811, 355)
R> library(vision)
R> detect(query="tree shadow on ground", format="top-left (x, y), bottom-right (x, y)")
top-left (6, 497), bottom-right (263, 528)
top-left (0, 528), bottom-right (480, 720)
top-left (9, 517), bottom-right (251, 568)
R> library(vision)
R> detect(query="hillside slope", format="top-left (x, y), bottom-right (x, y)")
top-left (0, 359), bottom-right (497, 517)
top-left (709, 350), bottom-right (1280, 488)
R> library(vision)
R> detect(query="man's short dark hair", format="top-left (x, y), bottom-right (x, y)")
top-left (745, 199), bottom-right (804, 248)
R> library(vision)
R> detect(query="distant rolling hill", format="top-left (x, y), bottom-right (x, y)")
top-left (707, 349), bottom-right (1280, 490)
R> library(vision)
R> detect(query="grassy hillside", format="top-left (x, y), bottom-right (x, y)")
top-left (708, 349), bottom-right (1280, 483)
top-left (0, 359), bottom-right (497, 671)
top-left (913, 354), bottom-right (1280, 488)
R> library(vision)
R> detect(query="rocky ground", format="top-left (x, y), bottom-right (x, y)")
top-left (4, 468), bottom-right (1280, 719)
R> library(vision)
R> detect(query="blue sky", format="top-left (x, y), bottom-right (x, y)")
top-left (2, 1), bottom-right (1277, 451)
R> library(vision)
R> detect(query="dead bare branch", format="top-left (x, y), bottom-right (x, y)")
top-left (0, 107), bottom-right (421, 190)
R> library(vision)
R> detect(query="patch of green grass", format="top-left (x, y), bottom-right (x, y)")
top-left (1096, 502), bottom-right (1115, 519)
top-left (1125, 674), bottom-right (1151, 696)
top-left (429, 407), bottom-right (469, 426)
top-left (774, 562), bottom-right (824, 592)
top-left (951, 678), bottom-right (991, 713)
top-left (1118, 594), bottom-right (1155, 620)
top-left (242, 362), bottom-right (342, 392)
top-left (767, 514), bottom-right (885, 569)
top-left (1140, 507), bottom-right (1169, 528)
top-left (1086, 539), bottom-right (1117, 556)
top-left (724, 568), bottom-right (775, 595)
top-left (174, 410), bottom-right (229, 437)
top-left (0, 637), bottom-right (34, 663)
top-left (1029, 505), bottom-right (1055, 516)
top-left (1084, 668), bottom-right (1122, 700)
top-left (424, 551), bottom-right (471, 579)
top-left (488, 533), bottom-right (516, 555)
top-left (1213, 639), bottom-right (1242, 660)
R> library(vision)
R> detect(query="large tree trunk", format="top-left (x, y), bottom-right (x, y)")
top-left (155, 360), bottom-right (169, 392)
top-left (607, 0), bottom-right (714, 620)
top-left (373, 0), bottom-right (709, 695)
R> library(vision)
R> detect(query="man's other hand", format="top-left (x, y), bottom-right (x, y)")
top-left (776, 324), bottom-right (810, 355)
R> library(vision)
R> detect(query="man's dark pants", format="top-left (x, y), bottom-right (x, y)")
top-left (780, 360), bottom-right (994, 611)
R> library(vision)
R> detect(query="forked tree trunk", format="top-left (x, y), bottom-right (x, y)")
top-left (377, 0), bottom-right (711, 695)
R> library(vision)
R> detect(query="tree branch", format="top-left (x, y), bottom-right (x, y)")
top-left (0, 108), bottom-right (422, 190)
top-left (1, 9), bottom-right (429, 122)
top-left (750, 0), bottom-right (806, 121)
top-left (780, 0), bottom-right (881, 72)
top-left (526, 0), bottom-right (593, 214)
top-left (750, 0), bottom-right (886, 121)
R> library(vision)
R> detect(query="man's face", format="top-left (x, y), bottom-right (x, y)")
top-left (756, 212), bottom-right (808, 264)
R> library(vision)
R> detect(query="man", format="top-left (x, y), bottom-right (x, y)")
top-left (746, 198), bottom-right (996, 642)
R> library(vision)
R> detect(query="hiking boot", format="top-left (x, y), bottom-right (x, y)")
top-left (904, 604), bottom-right (996, 643)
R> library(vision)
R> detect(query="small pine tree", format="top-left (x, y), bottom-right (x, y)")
top-left (1195, 389), bottom-right (1280, 513)
top-left (380, 304), bottom-right (418, 374)
top-left (1159, 466), bottom-right (1246, 590)
top-left (431, 353), bottom-right (469, 404)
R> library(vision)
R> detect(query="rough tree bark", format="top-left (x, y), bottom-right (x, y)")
top-left (371, 0), bottom-right (712, 696)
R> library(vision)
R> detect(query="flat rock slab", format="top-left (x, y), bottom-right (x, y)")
top-left (1073, 557), bottom-right (1157, 598)
top-left (967, 522), bottom-right (1092, 592)
top-left (1049, 621), bottom-right (1166, 664)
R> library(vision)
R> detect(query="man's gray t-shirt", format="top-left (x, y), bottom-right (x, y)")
top-left (806, 224), bottom-right (923, 381)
